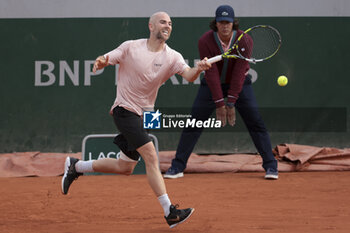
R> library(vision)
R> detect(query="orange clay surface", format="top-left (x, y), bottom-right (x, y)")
top-left (1, 172), bottom-right (350, 233)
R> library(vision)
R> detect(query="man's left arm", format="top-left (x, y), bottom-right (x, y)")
top-left (181, 58), bottom-right (211, 82)
top-left (227, 31), bottom-right (253, 106)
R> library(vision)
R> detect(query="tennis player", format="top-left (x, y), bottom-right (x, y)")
top-left (61, 12), bottom-right (211, 228)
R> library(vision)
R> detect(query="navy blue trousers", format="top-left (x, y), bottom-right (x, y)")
top-left (171, 77), bottom-right (277, 172)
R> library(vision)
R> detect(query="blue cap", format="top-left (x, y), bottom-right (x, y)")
top-left (215, 5), bottom-right (235, 22)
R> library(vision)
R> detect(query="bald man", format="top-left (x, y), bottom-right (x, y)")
top-left (61, 12), bottom-right (211, 228)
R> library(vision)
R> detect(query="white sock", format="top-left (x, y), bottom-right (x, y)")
top-left (158, 194), bottom-right (172, 217)
top-left (75, 160), bottom-right (94, 173)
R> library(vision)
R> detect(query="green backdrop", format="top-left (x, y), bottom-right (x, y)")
top-left (1, 17), bottom-right (349, 153)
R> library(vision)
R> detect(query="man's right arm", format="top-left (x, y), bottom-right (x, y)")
top-left (92, 55), bottom-right (109, 73)
top-left (198, 34), bottom-right (227, 126)
top-left (198, 36), bottom-right (225, 108)
top-left (92, 40), bottom-right (130, 73)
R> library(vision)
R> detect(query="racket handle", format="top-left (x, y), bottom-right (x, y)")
top-left (207, 55), bottom-right (223, 64)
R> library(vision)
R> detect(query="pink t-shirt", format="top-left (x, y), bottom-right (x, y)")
top-left (105, 39), bottom-right (189, 116)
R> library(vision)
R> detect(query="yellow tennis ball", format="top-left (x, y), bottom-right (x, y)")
top-left (277, 75), bottom-right (288, 86)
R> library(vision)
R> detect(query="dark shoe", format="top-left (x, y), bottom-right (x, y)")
top-left (163, 167), bottom-right (184, 179)
top-left (61, 157), bottom-right (82, 194)
top-left (165, 204), bottom-right (194, 228)
top-left (265, 168), bottom-right (278, 180)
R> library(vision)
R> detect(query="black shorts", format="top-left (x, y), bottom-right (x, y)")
top-left (112, 106), bottom-right (151, 161)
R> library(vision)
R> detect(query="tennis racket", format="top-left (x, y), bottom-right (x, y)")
top-left (207, 25), bottom-right (282, 64)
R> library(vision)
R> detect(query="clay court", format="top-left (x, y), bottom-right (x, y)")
top-left (1, 171), bottom-right (350, 233)
top-left (1, 1), bottom-right (349, 232)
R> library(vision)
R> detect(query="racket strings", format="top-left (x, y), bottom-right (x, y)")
top-left (236, 35), bottom-right (253, 59)
top-left (249, 27), bottom-right (280, 60)
top-left (239, 27), bottom-right (281, 61)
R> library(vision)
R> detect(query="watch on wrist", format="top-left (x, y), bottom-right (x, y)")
top-left (226, 102), bottom-right (235, 108)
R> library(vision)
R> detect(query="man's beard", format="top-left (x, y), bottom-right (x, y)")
top-left (156, 31), bottom-right (167, 41)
